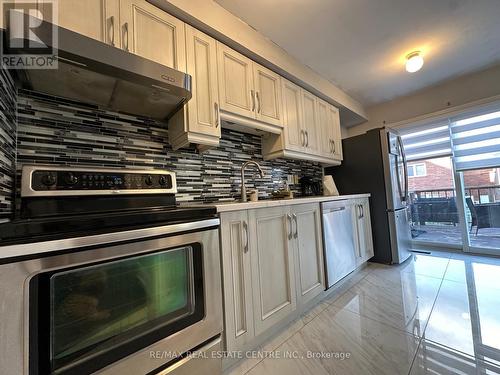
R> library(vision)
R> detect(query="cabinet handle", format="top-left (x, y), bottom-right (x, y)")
top-left (292, 214), bottom-right (298, 239)
top-left (214, 102), bottom-right (220, 128)
top-left (361, 204), bottom-right (364, 218)
top-left (243, 221), bottom-right (249, 253)
top-left (109, 16), bottom-right (115, 46)
top-left (300, 130), bottom-right (305, 146)
top-left (332, 140), bottom-right (336, 154)
top-left (250, 90), bottom-right (255, 112)
top-left (123, 22), bottom-right (129, 51)
top-left (287, 214), bottom-right (293, 240)
top-left (256, 91), bottom-right (261, 113)
top-left (305, 131), bottom-right (309, 147)
top-left (329, 139), bottom-right (332, 153)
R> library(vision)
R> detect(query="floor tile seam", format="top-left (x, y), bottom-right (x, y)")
top-left (407, 335), bottom-right (424, 375)
top-left (420, 265), bottom-right (448, 346)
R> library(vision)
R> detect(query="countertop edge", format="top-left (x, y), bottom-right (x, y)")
top-left (215, 194), bottom-right (371, 213)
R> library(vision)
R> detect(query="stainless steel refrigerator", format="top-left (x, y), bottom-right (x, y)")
top-left (326, 127), bottom-right (412, 264)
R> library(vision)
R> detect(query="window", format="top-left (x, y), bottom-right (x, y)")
top-left (401, 103), bottom-right (500, 253)
top-left (408, 163), bottom-right (427, 177)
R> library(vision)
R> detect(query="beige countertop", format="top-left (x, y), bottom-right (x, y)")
top-left (211, 194), bottom-right (371, 213)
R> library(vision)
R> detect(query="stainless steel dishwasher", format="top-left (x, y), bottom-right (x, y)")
top-left (321, 200), bottom-right (358, 288)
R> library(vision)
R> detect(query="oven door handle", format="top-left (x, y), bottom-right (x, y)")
top-left (0, 218), bottom-right (220, 262)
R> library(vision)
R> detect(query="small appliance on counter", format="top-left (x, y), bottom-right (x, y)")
top-left (0, 165), bottom-right (223, 375)
top-left (299, 176), bottom-right (321, 196)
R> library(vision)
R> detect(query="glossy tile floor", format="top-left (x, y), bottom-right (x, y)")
top-left (225, 251), bottom-right (500, 375)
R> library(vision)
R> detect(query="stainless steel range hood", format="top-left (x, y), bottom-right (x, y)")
top-left (9, 18), bottom-right (191, 120)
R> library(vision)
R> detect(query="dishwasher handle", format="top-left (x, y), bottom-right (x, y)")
top-left (323, 206), bottom-right (346, 214)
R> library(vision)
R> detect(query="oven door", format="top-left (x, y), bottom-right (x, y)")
top-left (0, 219), bottom-right (222, 375)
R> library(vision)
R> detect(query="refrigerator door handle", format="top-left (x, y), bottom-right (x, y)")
top-left (397, 135), bottom-right (409, 202)
top-left (394, 152), bottom-right (404, 202)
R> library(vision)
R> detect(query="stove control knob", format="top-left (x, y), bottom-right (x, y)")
top-left (144, 175), bottom-right (153, 186)
top-left (159, 176), bottom-right (167, 186)
top-left (64, 172), bottom-right (78, 186)
top-left (41, 173), bottom-right (56, 187)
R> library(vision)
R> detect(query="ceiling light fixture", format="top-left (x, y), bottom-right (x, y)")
top-left (405, 51), bottom-right (424, 73)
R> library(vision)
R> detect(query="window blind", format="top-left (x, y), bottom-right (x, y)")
top-left (450, 110), bottom-right (500, 171)
top-left (400, 120), bottom-right (453, 162)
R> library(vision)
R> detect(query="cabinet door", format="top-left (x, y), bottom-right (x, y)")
top-left (292, 204), bottom-right (325, 305)
top-left (329, 104), bottom-right (343, 160)
top-left (42, 0), bottom-right (119, 45)
top-left (220, 211), bottom-right (254, 352)
top-left (356, 199), bottom-right (374, 265)
top-left (120, 0), bottom-right (186, 71)
top-left (302, 90), bottom-right (321, 155)
top-left (249, 207), bottom-right (296, 336)
top-left (253, 63), bottom-right (283, 127)
top-left (281, 79), bottom-right (304, 152)
top-left (216, 43), bottom-right (255, 119)
top-left (317, 98), bottom-right (334, 157)
top-left (185, 25), bottom-right (220, 138)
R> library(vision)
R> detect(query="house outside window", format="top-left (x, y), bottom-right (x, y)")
top-left (408, 163), bottom-right (426, 178)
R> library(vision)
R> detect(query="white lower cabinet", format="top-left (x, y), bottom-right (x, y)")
top-left (220, 198), bottom-right (371, 357)
top-left (292, 204), bottom-right (325, 306)
top-left (353, 198), bottom-right (374, 265)
top-left (220, 210), bottom-right (254, 352)
top-left (248, 206), bottom-right (297, 336)
top-left (220, 203), bottom-right (323, 353)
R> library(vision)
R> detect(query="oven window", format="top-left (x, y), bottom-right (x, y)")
top-left (30, 244), bottom-right (205, 375)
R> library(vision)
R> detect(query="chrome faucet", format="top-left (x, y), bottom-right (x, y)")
top-left (240, 161), bottom-right (265, 202)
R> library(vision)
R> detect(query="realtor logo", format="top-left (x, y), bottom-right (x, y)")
top-left (1, 1), bottom-right (58, 69)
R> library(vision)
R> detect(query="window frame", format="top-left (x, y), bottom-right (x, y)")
top-left (407, 163), bottom-right (427, 178)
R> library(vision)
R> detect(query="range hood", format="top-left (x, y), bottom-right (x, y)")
top-left (8, 17), bottom-right (191, 120)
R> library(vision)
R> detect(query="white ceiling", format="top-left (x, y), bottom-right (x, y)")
top-left (214, 0), bottom-right (500, 106)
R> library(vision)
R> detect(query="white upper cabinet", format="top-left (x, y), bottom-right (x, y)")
top-left (252, 64), bottom-right (283, 127)
top-left (328, 104), bottom-right (343, 161)
top-left (47, 0), bottom-right (344, 163)
top-left (41, 0), bottom-right (120, 46)
top-left (120, 0), bottom-right (186, 71)
top-left (318, 98), bottom-right (343, 161)
top-left (185, 25), bottom-right (220, 137)
top-left (281, 80), bottom-right (304, 153)
top-left (318, 98), bottom-right (331, 156)
top-left (301, 90), bottom-right (320, 155)
top-left (216, 42), bottom-right (283, 129)
top-left (216, 43), bottom-right (255, 119)
top-left (168, 26), bottom-right (220, 150)
top-left (331, 105), bottom-right (343, 160)
top-left (262, 79), bottom-right (341, 165)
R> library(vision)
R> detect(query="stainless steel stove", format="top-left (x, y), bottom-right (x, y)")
top-left (0, 165), bottom-right (223, 375)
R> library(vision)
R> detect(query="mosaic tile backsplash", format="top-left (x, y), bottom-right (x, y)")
top-left (0, 67), bottom-right (16, 219)
top-left (15, 89), bottom-right (323, 204)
